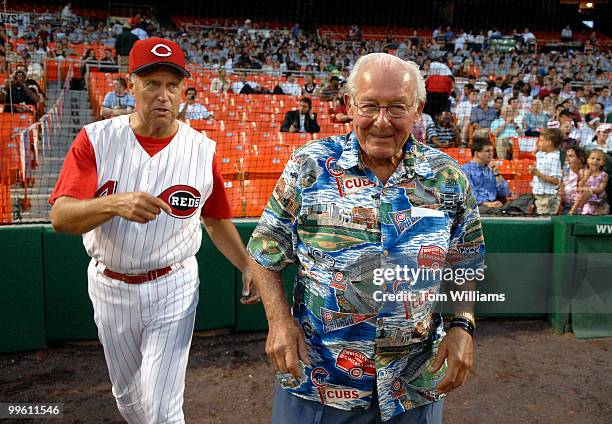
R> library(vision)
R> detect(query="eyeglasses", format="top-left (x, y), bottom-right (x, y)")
top-left (353, 101), bottom-right (412, 119)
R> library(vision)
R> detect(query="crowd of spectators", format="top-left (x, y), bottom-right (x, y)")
top-left (1, 5), bottom-right (610, 214)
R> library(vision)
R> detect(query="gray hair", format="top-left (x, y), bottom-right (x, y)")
top-left (347, 53), bottom-right (426, 107)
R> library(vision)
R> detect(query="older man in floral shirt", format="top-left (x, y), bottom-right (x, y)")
top-left (248, 53), bottom-right (485, 424)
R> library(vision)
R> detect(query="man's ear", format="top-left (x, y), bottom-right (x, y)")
top-left (127, 74), bottom-right (135, 92)
top-left (415, 100), bottom-right (425, 121)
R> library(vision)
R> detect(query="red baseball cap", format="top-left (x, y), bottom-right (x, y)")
top-left (128, 37), bottom-right (190, 78)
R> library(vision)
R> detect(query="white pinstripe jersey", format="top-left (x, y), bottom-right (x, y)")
top-left (82, 115), bottom-right (215, 273)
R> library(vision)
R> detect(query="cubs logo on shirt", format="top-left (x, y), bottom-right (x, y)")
top-left (158, 185), bottom-right (202, 218)
top-left (388, 210), bottom-right (422, 235)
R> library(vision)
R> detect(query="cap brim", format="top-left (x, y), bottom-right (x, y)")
top-left (131, 62), bottom-right (191, 78)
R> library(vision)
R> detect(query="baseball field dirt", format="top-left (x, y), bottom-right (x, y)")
top-left (1, 319), bottom-right (611, 424)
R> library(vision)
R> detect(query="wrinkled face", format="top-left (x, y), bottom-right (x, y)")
top-left (130, 67), bottom-right (183, 132)
top-left (346, 62), bottom-right (421, 163)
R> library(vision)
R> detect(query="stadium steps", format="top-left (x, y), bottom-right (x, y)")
top-left (10, 87), bottom-right (94, 223)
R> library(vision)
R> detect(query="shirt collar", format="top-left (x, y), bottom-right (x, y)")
top-left (337, 132), bottom-right (435, 180)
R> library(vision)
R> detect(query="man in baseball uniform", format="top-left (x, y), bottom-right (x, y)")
top-left (49, 37), bottom-right (258, 423)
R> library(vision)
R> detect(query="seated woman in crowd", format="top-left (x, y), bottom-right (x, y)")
top-left (303, 74), bottom-right (319, 96)
top-left (98, 49), bottom-right (117, 73)
top-left (79, 49), bottom-right (98, 78)
top-left (559, 146), bottom-right (585, 214)
top-left (569, 149), bottom-right (609, 215)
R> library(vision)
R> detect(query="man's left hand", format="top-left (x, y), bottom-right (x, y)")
top-left (240, 263), bottom-right (261, 304)
top-left (429, 326), bottom-right (473, 394)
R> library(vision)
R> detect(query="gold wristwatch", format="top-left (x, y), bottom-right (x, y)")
top-left (453, 312), bottom-right (476, 328)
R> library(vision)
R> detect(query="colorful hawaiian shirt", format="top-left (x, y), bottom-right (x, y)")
top-left (247, 132), bottom-right (485, 422)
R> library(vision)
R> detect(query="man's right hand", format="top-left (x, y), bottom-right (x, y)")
top-left (113, 192), bottom-right (172, 223)
top-left (266, 316), bottom-right (310, 380)
top-left (289, 124), bottom-right (297, 133)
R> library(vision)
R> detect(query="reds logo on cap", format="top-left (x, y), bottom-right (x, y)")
top-left (150, 43), bottom-right (173, 57)
top-left (129, 37), bottom-right (191, 77)
top-left (158, 185), bottom-right (201, 218)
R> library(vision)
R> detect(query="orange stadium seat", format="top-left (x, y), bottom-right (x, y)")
top-left (444, 147), bottom-right (472, 165)
top-left (188, 119), bottom-right (216, 132)
top-left (512, 159), bottom-right (536, 180)
top-left (242, 155), bottom-right (286, 180)
top-left (509, 179), bottom-right (533, 197)
top-left (491, 159), bottom-right (514, 180)
top-left (514, 136), bottom-right (538, 160)
top-left (241, 179), bottom-right (278, 217)
top-left (222, 179), bottom-right (245, 217)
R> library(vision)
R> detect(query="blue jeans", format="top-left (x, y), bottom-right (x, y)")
top-left (272, 384), bottom-right (444, 424)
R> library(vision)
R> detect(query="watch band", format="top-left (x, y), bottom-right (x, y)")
top-left (453, 312), bottom-right (476, 328)
top-left (449, 318), bottom-right (474, 337)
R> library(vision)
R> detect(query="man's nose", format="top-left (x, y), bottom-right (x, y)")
top-left (372, 108), bottom-right (391, 127)
top-left (156, 89), bottom-right (170, 102)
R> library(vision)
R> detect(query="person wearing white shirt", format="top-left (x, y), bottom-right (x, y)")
top-left (454, 89), bottom-right (479, 144)
top-left (61, 3), bottom-right (73, 21)
top-left (529, 129), bottom-right (563, 215)
top-left (178, 88), bottom-right (213, 121)
top-left (561, 26), bottom-right (573, 42)
top-left (280, 73), bottom-right (302, 96)
top-left (522, 28), bottom-right (536, 44)
top-left (131, 26), bottom-right (147, 40)
top-left (574, 115), bottom-right (601, 148)
top-left (582, 124), bottom-right (612, 153)
top-left (232, 72), bottom-right (259, 94)
top-left (558, 82), bottom-right (575, 102)
top-left (23, 54), bottom-right (43, 80)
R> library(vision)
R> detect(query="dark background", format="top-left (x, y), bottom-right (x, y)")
top-left (8, 0), bottom-right (612, 35)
